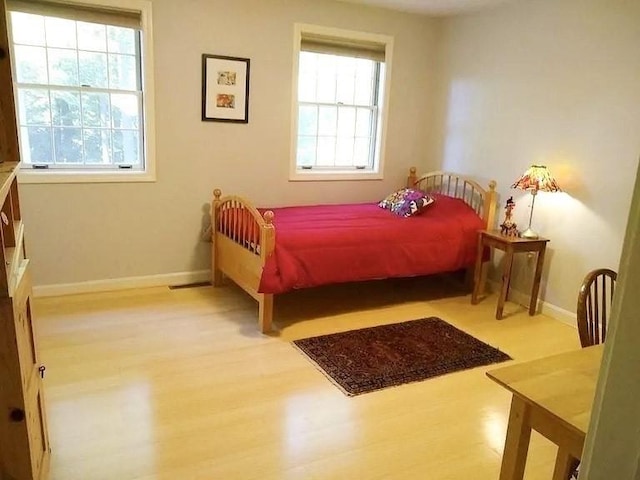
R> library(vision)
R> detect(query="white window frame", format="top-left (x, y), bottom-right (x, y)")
top-left (8, 0), bottom-right (156, 184)
top-left (290, 24), bottom-right (393, 182)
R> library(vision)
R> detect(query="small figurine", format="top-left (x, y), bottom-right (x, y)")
top-left (500, 196), bottom-right (520, 237)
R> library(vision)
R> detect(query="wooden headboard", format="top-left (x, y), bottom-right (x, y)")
top-left (407, 167), bottom-right (497, 229)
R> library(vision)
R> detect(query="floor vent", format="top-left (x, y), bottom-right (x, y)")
top-left (168, 282), bottom-right (211, 290)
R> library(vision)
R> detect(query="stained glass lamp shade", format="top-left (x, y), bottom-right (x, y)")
top-left (511, 165), bottom-right (561, 239)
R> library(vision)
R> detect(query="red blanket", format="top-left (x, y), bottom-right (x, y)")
top-left (257, 195), bottom-right (484, 294)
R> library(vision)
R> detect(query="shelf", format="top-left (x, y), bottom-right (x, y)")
top-left (9, 259), bottom-right (29, 298)
top-left (5, 220), bottom-right (25, 297)
top-left (0, 162), bottom-right (19, 204)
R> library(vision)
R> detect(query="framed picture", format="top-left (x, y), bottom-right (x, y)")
top-left (201, 54), bottom-right (250, 123)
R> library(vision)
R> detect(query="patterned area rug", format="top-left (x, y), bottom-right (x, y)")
top-left (293, 317), bottom-right (511, 396)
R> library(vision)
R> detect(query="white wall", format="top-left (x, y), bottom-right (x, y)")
top-left (433, 0), bottom-right (640, 313)
top-left (19, 0), bottom-right (437, 287)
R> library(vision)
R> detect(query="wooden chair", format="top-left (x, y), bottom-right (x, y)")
top-left (567, 268), bottom-right (618, 479)
top-left (576, 268), bottom-right (618, 348)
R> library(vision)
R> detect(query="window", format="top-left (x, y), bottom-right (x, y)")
top-left (7, 0), bottom-right (155, 183)
top-left (291, 25), bottom-right (393, 181)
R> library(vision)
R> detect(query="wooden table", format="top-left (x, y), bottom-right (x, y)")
top-left (487, 345), bottom-right (603, 480)
top-left (472, 230), bottom-right (550, 319)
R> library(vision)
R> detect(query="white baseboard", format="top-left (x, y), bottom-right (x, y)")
top-left (33, 270), bottom-right (212, 298)
top-left (32, 272), bottom-right (577, 329)
top-left (488, 280), bottom-right (576, 328)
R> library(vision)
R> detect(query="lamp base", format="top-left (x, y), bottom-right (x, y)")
top-left (520, 227), bottom-right (539, 239)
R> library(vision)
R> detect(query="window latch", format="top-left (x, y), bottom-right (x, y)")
top-left (300, 165), bottom-right (313, 170)
top-left (32, 164), bottom-right (49, 169)
top-left (118, 165), bottom-right (133, 169)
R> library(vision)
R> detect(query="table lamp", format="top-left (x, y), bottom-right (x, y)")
top-left (511, 165), bottom-right (561, 239)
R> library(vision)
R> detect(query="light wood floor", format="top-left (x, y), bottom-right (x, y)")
top-left (34, 275), bottom-right (580, 480)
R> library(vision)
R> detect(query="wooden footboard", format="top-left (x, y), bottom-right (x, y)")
top-left (407, 167), bottom-right (497, 229)
top-left (211, 189), bottom-right (275, 333)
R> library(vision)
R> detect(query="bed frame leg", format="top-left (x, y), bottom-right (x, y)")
top-left (464, 267), bottom-right (475, 292)
top-left (258, 294), bottom-right (273, 333)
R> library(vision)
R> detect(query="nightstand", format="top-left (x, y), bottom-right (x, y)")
top-left (471, 230), bottom-right (550, 319)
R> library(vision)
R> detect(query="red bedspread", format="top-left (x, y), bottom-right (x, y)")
top-left (257, 195), bottom-right (484, 294)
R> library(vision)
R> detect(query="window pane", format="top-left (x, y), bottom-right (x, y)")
top-left (53, 127), bottom-right (83, 163)
top-left (317, 137), bottom-right (336, 166)
top-left (20, 126), bottom-right (52, 164)
top-left (295, 35), bottom-right (383, 175)
top-left (354, 137), bottom-right (371, 167)
top-left (298, 105), bottom-right (318, 136)
top-left (336, 56), bottom-right (356, 78)
top-left (336, 56), bottom-right (356, 105)
top-left (18, 89), bottom-right (51, 125)
top-left (111, 94), bottom-right (139, 129)
top-left (298, 72), bottom-right (316, 102)
top-left (83, 129), bottom-right (112, 164)
top-left (354, 74), bottom-right (373, 106)
top-left (107, 26), bottom-right (135, 54)
top-left (355, 58), bottom-right (373, 79)
top-left (48, 48), bottom-right (79, 86)
top-left (354, 60), bottom-right (375, 106)
top-left (336, 137), bottom-right (354, 166)
top-left (299, 52), bottom-right (317, 75)
top-left (109, 54), bottom-right (137, 90)
top-left (317, 54), bottom-right (337, 75)
top-left (113, 130), bottom-right (140, 164)
top-left (355, 108), bottom-right (372, 137)
top-left (336, 75), bottom-right (355, 105)
top-left (14, 46), bottom-right (48, 84)
top-left (337, 107), bottom-right (356, 137)
top-left (79, 51), bottom-right (108, 88)
top-left (317, 73), bottom-right (336, 104)
top-left (317, 106), bottom-right (337, 136)
top-left (11, 12), bottom-right (45, 46)
top-left (11, 11), bottom-right (147, 173)
top-left (77, 22), bottom-right (107, 52)
top-left (82, 92), bottom-right (111, 127)
top-left (298, 52), bottom-right (317, 102)
top-left (51, 91), bottom-right (81, 126)
top-left (296, 136), bottom-right (316, 167)
top-left (316, 54), bottom-right (337, 103)
top-left (45, 17), bottom-right (76, 49)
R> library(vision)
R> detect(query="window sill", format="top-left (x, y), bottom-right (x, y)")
top-left (289, 170), bottom-right (383, 182)
top-left (18, 169), bottom-right (157, 184)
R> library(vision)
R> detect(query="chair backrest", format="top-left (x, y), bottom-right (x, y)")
top-left (576, 268), bottom-right (618, 347)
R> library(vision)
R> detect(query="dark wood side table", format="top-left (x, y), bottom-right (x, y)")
top-left (471, 230), bottom-right (550, 319)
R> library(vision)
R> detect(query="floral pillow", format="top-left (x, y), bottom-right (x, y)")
top-left (378, 188), bottom-right (435, 217)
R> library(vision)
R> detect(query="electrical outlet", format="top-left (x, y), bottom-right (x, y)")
top-left (527, 252), bottom-right (536, 266)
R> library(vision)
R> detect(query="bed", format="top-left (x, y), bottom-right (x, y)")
top-left (211, 168), bottom-right (497, 333)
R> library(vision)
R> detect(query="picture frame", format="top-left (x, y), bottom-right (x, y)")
top-left (201, 54), bottom-right (250, 123)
